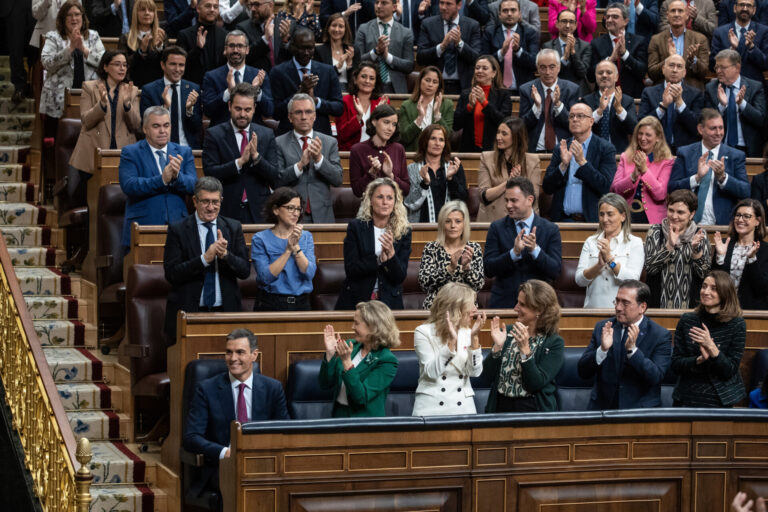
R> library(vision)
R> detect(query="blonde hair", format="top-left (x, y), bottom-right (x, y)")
top-left (356, 177), bottom-right (411, 241)
top-left (356, 300), bottom-right (401, 350)
top-left (435, 200), bottom-right (470, 247)
top-left (627, 116), bottom-right (673, 163)
top-left (428, 283), bottom-right (477, 346)
top-left (126, 0), bottom-right (161, 51)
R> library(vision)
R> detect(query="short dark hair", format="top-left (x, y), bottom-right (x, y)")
top-left (365, 103), bottom-right (400, 142)
top-left (96, 50), bottom-right (128, 82)
top-left (262, 187), bottom-right (302, 224)
top-left (161, 45), bottom-right (187, 63)
top-left (557, 7), bottom-right (577, 20)
top-left (666, 188), bottom-right (697, 213)
top-left (729, 198), bottom-right (766, 240)
top-left (292, 25), bottom-right (315, 43)
top-left (605, 2), bottom-right (629, 18)
top-left (229, 82), bottom-right (257, 104)
top-left (619, 279), bottom-right (651, 306)
top-left (194, 176), bottom-right (223, 198)
top-left (56, 0), bottom-right (89, 38)
top-left (226, 328), bottom-right (258, 351)
top-left (506, 176), bottom-right (536, 202)
top-left (699, 107), bottom-right (722, 125)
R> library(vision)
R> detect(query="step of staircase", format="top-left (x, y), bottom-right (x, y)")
top-left (1, 226), bottom-right (61, 247)
top-left (56, 382), bottom-right (123, 411)
top-left (0, 98), bottom-right (34, 114)
top-left (0, 182), bottom-right (35, 202)
top-left (0, 145), bottom-right (29, 164)
top-left (43, 347), bottom-right (103, 383)
top-left (90, 484), bottom-right (160, 512)
top-left (0, 202), bottom-right (54, 226)
top-left (0, 130), bottom-right (32, 145)
top-left (35, 320), bottom-right (96, 348)
top-left (0, 163), bottom-right (30, 182)
top-left (89, 441), bottom-right (148, 485)
top-left (15, 267), bottom-right (72, 295)
top-left (0, 114), bottom-right (34, 131)
top-left (67, 410), bottom-right (131, 441)
top-left (24, 295), bottom-right (82, 320)
top-left (7, 246), bottom-right (66, 266)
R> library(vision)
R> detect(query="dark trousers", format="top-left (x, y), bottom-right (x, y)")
top-left (253, 290), bottom-right (310, 311)
top-left (0, 0), bottom-right (32, 90)
top-left (494, 393), bottom-right (538, 412)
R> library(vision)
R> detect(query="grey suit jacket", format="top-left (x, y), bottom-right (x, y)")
top-left (355, 19), bottom-right (415, 93)
top-left (486, 0), bottom-right (540, 31)
top-left (275, 131), bottom-right (344, 223)
top-left (543, 36), bottom-right (592, 95)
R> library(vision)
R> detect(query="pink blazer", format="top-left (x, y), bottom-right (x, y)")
top-left (548, 0), bottom-right (597, 42)
top-left (610, 152), bottom-right (674, 225)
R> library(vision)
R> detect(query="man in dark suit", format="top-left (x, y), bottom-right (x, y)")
top-left (483, 0), bottom-right (541, 31)
top-left (639, 54), bottom-right (704, 152)
top-left (588, 2), bottom-right (647, 100)
top-left (275, 93), bottom-right (344, 223)
top-left (183, 329), bottom-right (289, 497)
top-left (416, 0), bottom-right (482, 94)
top-left (176, 0), bottom-right (228, 85)
top-left (87, 0), bottom-right (132, 37)
top-left (203, 83), bottom-right (278, 224)
top-left (577, 281), bottom-right (672, 410)
top-left (519, 49), bottom-right (580, 153)
top-left (320, 0), bottom-right (375, 36)
top-left (582, 60), bottom-right (637, 154)
top-left (201, 30), bottom-right (273, 127)
top-left (164, 0), bottom-right (197, 38)
top-left (394, 0), bottom-right (429, 41)
top-left (668, 108), bottom-right (751, 225)
top-left (710, 0), bottom-right (768, 86)
top-left (626, 0), bottom-right (660, 46)
top-left (482, 0), bottom-right (538, 93)
top-left (542, 102), bottom-right (617, 222)
top-left (140, 46), bottom-right (203, 149)
top-left (543, 9), bottom-right (592, 95)
top-left (718, 0), bottom-right (768, 28)
top-left (269, 27), bottom-right (344, 135)
top-left (238, 0), bottom-right (283, 71)
top-left (355, 0), bottom-right (415, 93)
top-left (483, 177), bottom-right (562, 309)
top-left (704, 49), bottom-right (766, 157)
top-left (119, 106), bottom-right (197, 248)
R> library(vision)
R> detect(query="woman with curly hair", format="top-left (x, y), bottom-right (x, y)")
top-left (335, 177), bottom-right (412, 310)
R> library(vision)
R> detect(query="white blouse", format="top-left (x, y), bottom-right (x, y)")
top-left (575, 233), bottom-right (645, 308)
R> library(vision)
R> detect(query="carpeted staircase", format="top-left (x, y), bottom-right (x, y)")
top-left (0, 56), bottom-right (166, 511)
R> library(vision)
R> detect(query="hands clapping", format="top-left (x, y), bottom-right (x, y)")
top-left (203, 228), bottom-right (228, 263)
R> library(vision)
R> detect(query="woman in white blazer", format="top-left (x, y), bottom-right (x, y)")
top-left (412, 282), bottom-right (486, 416)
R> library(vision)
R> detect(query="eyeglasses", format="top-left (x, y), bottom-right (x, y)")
top-left (613, 299), bottom-right (637, 307)
top-left (735, 2), bottom-right (755, 7)
top-left (569, 113), bottom-right (590, 120)
top-left (196, 199), bottom-right (221, 207)
top-left (558, 18), bottom-right (576, 24)
top-left (734, 213), bottom-right (754, 220)
top-left (280, 205), bottom-right (303, 213)
top-left (226, 43), bottom-right (248, 50)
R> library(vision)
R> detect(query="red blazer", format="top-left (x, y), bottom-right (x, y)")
top-left (610, 152), bottom-right (674, 225)
top-left (336, 95), bottom-right (390, 151)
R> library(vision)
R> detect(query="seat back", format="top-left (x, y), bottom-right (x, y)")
top-left (750, 349), bottom-right (768, 391)
top-left (331, 187), bottom-right (361, 224)
top-left (310, 261), bottom-right (347, 310)
top-left (553, 259), bottom-right (585, 308)
top-left (97, 184), bottom-right (127, 290)
top-left (286, 359), bottom-right (334, 419)
top-left (555, 347), bottom-right (594, 412)
top-left (53, 118), bottom-right (84, 213)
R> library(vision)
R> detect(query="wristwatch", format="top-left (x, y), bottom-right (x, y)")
top-left (608, 260), bottom-right (617, 270)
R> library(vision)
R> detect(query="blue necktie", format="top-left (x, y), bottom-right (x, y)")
top-left (203, 222), bottom-right (216, 307)
top-left (121, 0), bottom-right (129, 34)
top-left (665, 101), bottom-right (676, 146)
top-left (694, 151), bottom-right (713, 223)
top-left (234, 70), bottom-right (241, 84)
top-left (156, 150), bottom-right (167, 173)
top-left (628, 0), bottom-right (637, 34)
top-left (726, 85), bottom-right (738, 147)
top-left (600, 103), bottom-right (611, 141)
top-left (517, 221), bottom-right (526, 236)
top-left (445, 22), bottom-right (457, 75)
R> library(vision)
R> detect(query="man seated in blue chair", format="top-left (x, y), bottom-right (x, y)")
top-left (577, 280), bottom-right (672, 410)
top-left (184, 328), bottom-right (289, 499)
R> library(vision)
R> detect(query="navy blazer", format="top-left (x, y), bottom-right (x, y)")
top-left (118, 140), bottom-right (197, 246)
top-left (633, 0), bottom-right (660, 46)
top-left (751, 169), bottom-right (768, 209)
top-left (416, 14), bottom-right (482, 91)
top-left (453, 86), bottom-right (512, 152)
top-left (668, 142), bottom-right (751, 225)
top-left (201, 64), bottom-right (274, 127)
top-left (335, 219), bottom-right (412, 310)
top-left (483, 21), bottom-right (539, 89)
top-left (703, 77), bottom-right (767, 157)
top-left (140, 78), bottom-right (203, 149)
top-left (718, 0), bottom-right (768, 29)
top-left (519, 78), bottom-right (580, 153)
top-left (710, 22), bottom-right (768, 85)
top-left (182, 370), bottom-right (289, 495)
top-left (88, 0), bottom-right (134, 37)
top-left (588, 33), bottom-right (648, 99)
top-left (542, 134), bottom-right (618, 222)
top-left (638, 82), bottom-right (704, 150)
top-left (319, 0), bottom-right (375, 35)
top-left (712, 239), bottom-right (768, 310)
top-left (269, 59), bottom-right (344, 135)
top-left (581, 90), bottom-right (637, 154)
top-left (163, 0), bottom-right (196, 37)
top-left (483, 215), bottom-right (562, 308)
top-left (577, 316), bottom-right (672, 410)
top-left (202, 121), bottom-right (278, 223)
top-left (176, 23), bottom-right (228, 86)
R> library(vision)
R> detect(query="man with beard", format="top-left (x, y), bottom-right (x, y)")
top-left (176, 0), bottom-right (228, 85)
top-left (711, 0), bottom-right (768, 85)
top-left (237, 0), bottom-right (285, 71)
top-left (582, 60), bottom-right (637, 153)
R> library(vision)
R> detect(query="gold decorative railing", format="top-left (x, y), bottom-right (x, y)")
top-left (0, 235), bottom-right (91, 510)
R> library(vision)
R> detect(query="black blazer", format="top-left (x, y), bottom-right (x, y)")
top-left (163, 214), bottom-right (251, 340)
top-left (751, 170), bottom-right (768, 210)
top-left (314, 43), bottom-right (360, 88)
top-left (335, 219), bottom-right (412, 310)
top-left (320, 0), bottom-right (375, 35)
top-left (519, 78), bottom-right (580, 153)
top-left (238, 18), bottom-right (282, 72)
top-left (176, 22), bottom-right (228, 85)
top-left (581, 90), bottom-right (638, 154)
top-left (88, 0), bottom-right (134, 37)
top-left (117, 33), bottom-right (166, 88)
top-left (588, 33), bottom-right (648, 99)
top-left (416, 14), bottom-right (482, 91)
top-left (163, 0), bottom-right (196, 37)
top-left (704, 76), bottom-right (767, 157)
top-left (638, 82), bottom-right (704, 151)
top-left (542, 36), bottom-right (592, 95)
top-left (202, 122), bottom-right (279, 223)
top-left (453, 86), bottom-right (511, 152)
top-left (712, 240), bottom-right (768, 310)
top-left (482, 21), bottom-right (539, 90)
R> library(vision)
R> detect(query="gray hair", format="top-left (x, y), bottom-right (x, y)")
top-left (618, 279), bottom-right (651, 307)
top-left (226, 328), bottom-right (258, 351)
top-left (606, 2), bottom-right (629, 18)
top-left (596, 192), bottom-right (633, 243)
top-left (287, 93), bottom-right (316, 114)
top-left (595, 59), bottom-right (618, 75)
top-left (142, 106), bottom-right (170, 128)
top-left (225, 29), bottom-right (249, 45)
top-left (536, 48), bottom-right (560, 66)
top-left (715, 49), bottom-right (741, 65)
top-left (194, 176), bottom-right (223, 198)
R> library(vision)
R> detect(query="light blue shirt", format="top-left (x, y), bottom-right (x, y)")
top-left (562, 134), bottom-right (592, 216)
top-left (196, 212), bottom-right (222, 307)
top-left (111, 0), bottom-right (130, 34)
top-left (292, 58), bottom-right (322, 108)
top-left (509, 211), bottom-right (541, 260)
top-left (251, 229), bottom-right (317, 295)
top-left (670, 29), bottom-right (685, 58)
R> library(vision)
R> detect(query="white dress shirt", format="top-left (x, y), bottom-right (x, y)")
top-left (596, 315), bottom-right (644, 364)
top-left (292, 129), bottom-right (324, 177)
top-left (533, 80), bottom-right (565, 151)
top-left (163, 77), bottom-right (189, 147)
top-left (150, 143), bottom-right (169, 174)
top-left (219, 370), bottom-right (255, 459)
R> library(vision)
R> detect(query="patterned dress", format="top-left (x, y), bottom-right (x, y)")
top-left (418, 241), bottom-right (485, 309)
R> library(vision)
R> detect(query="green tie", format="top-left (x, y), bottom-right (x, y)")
top-left (379, 22), bottom-right (390, 83)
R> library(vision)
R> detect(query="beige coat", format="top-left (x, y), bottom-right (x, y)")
top-left (69, 79), bottom-right (141, 174)
top-left (475, 151), bottom-right (540, 223)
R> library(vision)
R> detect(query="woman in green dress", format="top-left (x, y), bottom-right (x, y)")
top-left (397, 65), bottom-right (454, 152)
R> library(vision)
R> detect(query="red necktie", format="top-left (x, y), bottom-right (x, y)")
top-left (300, 136), bottom-right (312, 214)
top-left (544, 89), bottom-right (555, 151)
top-left (503, 28), bottom-right (515, 89)
top-left (267, 23), bottom-right (275, 67)
top-left (613, 37), bottom-right (622, 86)
top-left (236, 382), bottom-right (248, 423)
top-left (240, 130), bottom-right (248, 203)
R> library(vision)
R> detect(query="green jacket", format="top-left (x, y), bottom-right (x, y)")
top-left (484, 330), bottom-right (565, 413)
top-left (318, 340), bottom-right (399, 417)
top-left (397, 98), bottom-right (455, 152)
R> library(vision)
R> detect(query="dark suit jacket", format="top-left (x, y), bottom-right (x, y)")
top-left (483, 21), bottom-right (539, 90)
top-left (320, 0), bottom-right (375, 35)
top-left (163, 0), bottom-right (196, 37)
top-left (588, 32), bottom-right (648, 99)
top-left (542, 134), bottom-right (618, 222)
top-left (182, 370), bottom-right (289, 495)
top-left (751, 169), bottom-right (768, 209)
top-left (639, 82), bottom-right (704, 150)
top-left (268, 59), bottom-right (344, 135)
top-left (453, 86), bottom-right (511, 152)
top-left (118, 140), bottom-right (197, 246)
top-left (202, 121), bottom-right (278, 223)
top-left (703, 77), bottom-right (766, 157)
top-left (88, 0), bottom-right (133, 37)
top-left (712, 239), bottom-right (768, 310)
top-left (582, 90), bottom-right (637, 154)
top-left (238, 18), bottom-right (289, 72)
top-left (314, 43), bottom-right (360, 87)
top-left (667, 142), bottom-right (751, 225)
top-left (647, 29), bottom-right (710, 90)
top-left (519, 78), bottom-right (580, 153)
top-left (140, 78), bottom-right (203, 149)
top-left (416, 14), bottom-right (482, 91)
top-left (633, 0), bottom-right (660, 45)
top-left (483, 215), bottom-right (562, 308)
top-left (201, 64), bottom-right (274, 126)
top-left (163, 214), bottom-right (251, 339)
top-left (577, 316), bottom-right (672, 410)
top-left (718, 0), bottom-right (768, 29)
top-left (176, 22), bottom-right (228, 85)
top-left (710, 22), bottom-right (768, 85)
top-left (335, 219), bottom-right (412, 310)
top-left (543, 36), bottom-right (592, 95)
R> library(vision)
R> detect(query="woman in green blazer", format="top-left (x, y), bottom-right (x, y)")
top-left (398, 66), bottom-right (454, 152)
top-left (319, 300), bottom-right (401, 417)
top-left (484, 280), bottom-right (565, 413)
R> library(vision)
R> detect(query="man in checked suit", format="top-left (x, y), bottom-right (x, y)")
top-left (543, 9), bottom-right (592, 95)
top-left (355, 0), bottom-right (415, 94)
top-left (275, 94), bottom-right (344, 223)
top-left (577, 280), bottom-right (672, 410)
top-left (582, 60), bottom-right (637, 154)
